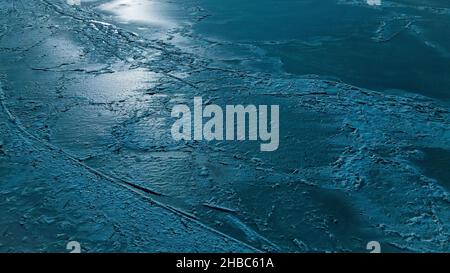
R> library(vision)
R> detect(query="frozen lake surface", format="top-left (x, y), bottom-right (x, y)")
top-left (190, 0), bottom-right (450, 100)
top-left (0, 0), bottom-right (449, 252)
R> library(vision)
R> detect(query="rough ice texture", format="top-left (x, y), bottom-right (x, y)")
top-left (0, 0), bottom-right (449, 252)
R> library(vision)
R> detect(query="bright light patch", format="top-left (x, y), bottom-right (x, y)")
top-left (366, 0), bottom-right (381, 6)
top-left (99, 0), bottom-right (175, 27)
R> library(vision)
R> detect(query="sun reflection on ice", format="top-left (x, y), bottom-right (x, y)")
top-left (99, 0), bottom-right (176, 27)
top-left (366, 0), bottom-right (381, 6)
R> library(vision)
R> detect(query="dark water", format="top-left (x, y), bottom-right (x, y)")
top-left (193, 0), bottom-right (450, 100)
top-left (415, 148), bottom-right (450, 190)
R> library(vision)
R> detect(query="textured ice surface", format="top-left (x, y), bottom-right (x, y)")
top-left (0, 0), bottom-right (449, 252)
